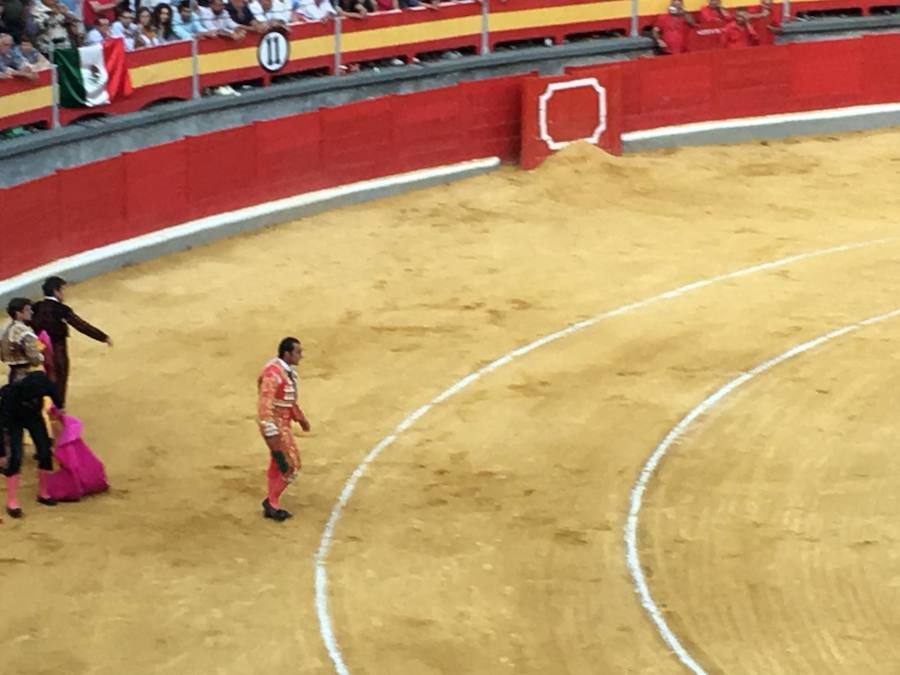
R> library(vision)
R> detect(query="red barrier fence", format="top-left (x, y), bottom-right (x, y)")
top-left (614, 34), bottom-right (900, 132)
top-left (0, 75), bottom-right (522, 279)
top-left (5, 32), bottom-right (900, 282)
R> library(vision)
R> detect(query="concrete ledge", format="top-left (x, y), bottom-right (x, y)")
top-left (0, 157), bottom-right (501, 305)
top-left (782, 15), bottom-right (900, 33)
top-left (0, 37), bottom-right (651, 186)
top-left (621, 102), bottom-right (900, 151)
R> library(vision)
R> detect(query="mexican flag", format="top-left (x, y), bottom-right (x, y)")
top-left (53, 38), bottom-right (132, 108)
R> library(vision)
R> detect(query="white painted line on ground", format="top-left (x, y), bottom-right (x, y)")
top-left (625, 306), bottom-right (900, 674)
top-left (621, 103), bottom-right (900, 142)
top-left (315, 236), bottom-right (895, 675)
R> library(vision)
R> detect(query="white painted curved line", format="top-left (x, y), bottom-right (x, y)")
top-left (624, 306), bottom-right (900, 674)
top-left (314, 236), bottom-right (894, 675)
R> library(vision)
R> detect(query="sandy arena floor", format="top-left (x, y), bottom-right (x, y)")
top-left (3, 132), bottom-right (900, 675)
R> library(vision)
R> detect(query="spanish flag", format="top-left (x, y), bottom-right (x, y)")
top-left (53, 37), bottom-right (133, 108)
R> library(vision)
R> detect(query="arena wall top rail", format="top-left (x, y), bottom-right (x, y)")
top-left (1, 0), bottom-right (898, 140)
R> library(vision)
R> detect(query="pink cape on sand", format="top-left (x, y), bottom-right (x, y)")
top-left (35, 330), bottom-right (109, 501)
top-left (46, 413), bottom-right (109, 502)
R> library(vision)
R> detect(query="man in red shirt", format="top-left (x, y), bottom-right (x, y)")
top-left (82, 0), bottom-right (118, 28)
top-left (749, 0), bottom-right (783, 45)
top-left (257, 337), bottom-right (311, 522)
top-left (698, 0), bottom-right (730, 24)
top-left (721, 8), bottom-right (759, 48)
top-left (652, 0), bottom-right (696, 55)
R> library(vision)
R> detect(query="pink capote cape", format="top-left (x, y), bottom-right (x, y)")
top-left (45, 413), bottom-right (109, 501)
top-left (36, 330), bottom-right (109, 501)
top-left (36, 330), bottom-right (56, 382)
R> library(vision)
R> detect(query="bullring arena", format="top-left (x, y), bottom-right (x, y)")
top-left (3, 126), bottom-right (900, 674)
top-left (4, 0), bottom-right (900, 667)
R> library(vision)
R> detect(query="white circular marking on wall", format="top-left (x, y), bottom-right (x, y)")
top-left (258, 30), bottom-right (290, 73)
top-left (538, 77), bottom-right (607, 151)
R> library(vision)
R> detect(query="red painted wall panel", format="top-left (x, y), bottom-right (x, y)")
top-left (713, 45), bottom-right (791, 119)
top-left (623, 52), bottom-right (715, 130)
top-left (788, 39), bottom-right (864, 111)
top-left (862, 34), bottom-right (900, 104)
top-left (391, 88), bottom-right (468, 173)
top-left (459, 76), bottom-right (523, 161)
top-left (57, 157), bottom-right (127, 255)
top-left (320, 97), bottom-right (398, 184)
top-left (0, 174), bottom-right (62, 278)
top-left (613, 34), bottom-right (890, 132)
top-left (186, 126), bottom-right (259, 219)
top-left (123, 141), bottom-right (190, 238)
top-left (253, 112), bottom-right (327, 202)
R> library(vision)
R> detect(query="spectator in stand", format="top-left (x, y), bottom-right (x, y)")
top-left (226, 0), bottom-right (261, 29)
top-left (152, 2), bottom-right (176, 40)
top-left (111, 7), bottom-right (140, 49)
top-left (172, 0), bottom-right (214, 38)
top-left (1, 0), bottom-right (26, 41)
top-left (748, 0), bottom-right (781, 45)
top-left (15, 35), bottom-right (48, 68)
top-left (338, 0), bottom-right (373, 19)
top-left (374, 0), bottom-right (397, 10)
top-left (721, 7), bottom-right (758, 47)
top-left (84, 13), bottom-right (110, 42)
top-left (22, 0), bottom-right (41, 42)
top-left (58, 0), bottom-right (79, 20)
top-left (697, 0), bottom-right (729, 24)
top-left (292, 0), bottom-right (335, 22)
top-left (248, 0), bottom-right (291, 28)
top-left (135, 5), bottom-right (160, 44)
top-left (32, 0), bottom-right (82, 52)
top-left (652, 0), bottom-right (694, 55)
top-left (198, 0), bottom-right (246, 37)
top-left (0, 31), bottom-right (26, 77)
top-left (83, 0), bottom-right (116, 28)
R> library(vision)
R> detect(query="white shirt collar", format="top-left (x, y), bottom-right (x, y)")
top-left (44, 296), bottom-right (61, 303)
top-left (274, 357), bottom-right (297, 377)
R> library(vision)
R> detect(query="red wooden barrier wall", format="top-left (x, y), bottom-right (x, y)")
top-left (4, 33), bottom-right (900, 281)
top-left (612, 35), bottom-right (898, 133)
top-left (0, 75), bottom-right (522, 279)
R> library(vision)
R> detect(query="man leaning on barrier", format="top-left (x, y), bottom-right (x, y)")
top-left (652, 0), bottom-right (695, 55)
top-left (199, 0), bottom-right (248, 38)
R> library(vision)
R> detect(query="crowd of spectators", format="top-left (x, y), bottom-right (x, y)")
top-left (652, 0), bottom-right (783, 54)
top-left (1, 0), bottom-right (450, 82)
top-left (2, 0), bottom-right (788, 85)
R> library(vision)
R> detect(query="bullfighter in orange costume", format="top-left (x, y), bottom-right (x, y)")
top-left (257, 337), bottom-right (310, 522)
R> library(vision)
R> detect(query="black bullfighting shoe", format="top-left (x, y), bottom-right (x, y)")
top-left (262, 499), bottom-right (288, 521)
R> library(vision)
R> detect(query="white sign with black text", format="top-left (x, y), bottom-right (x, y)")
top-left (258, 30), bottom-right (290, 73)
